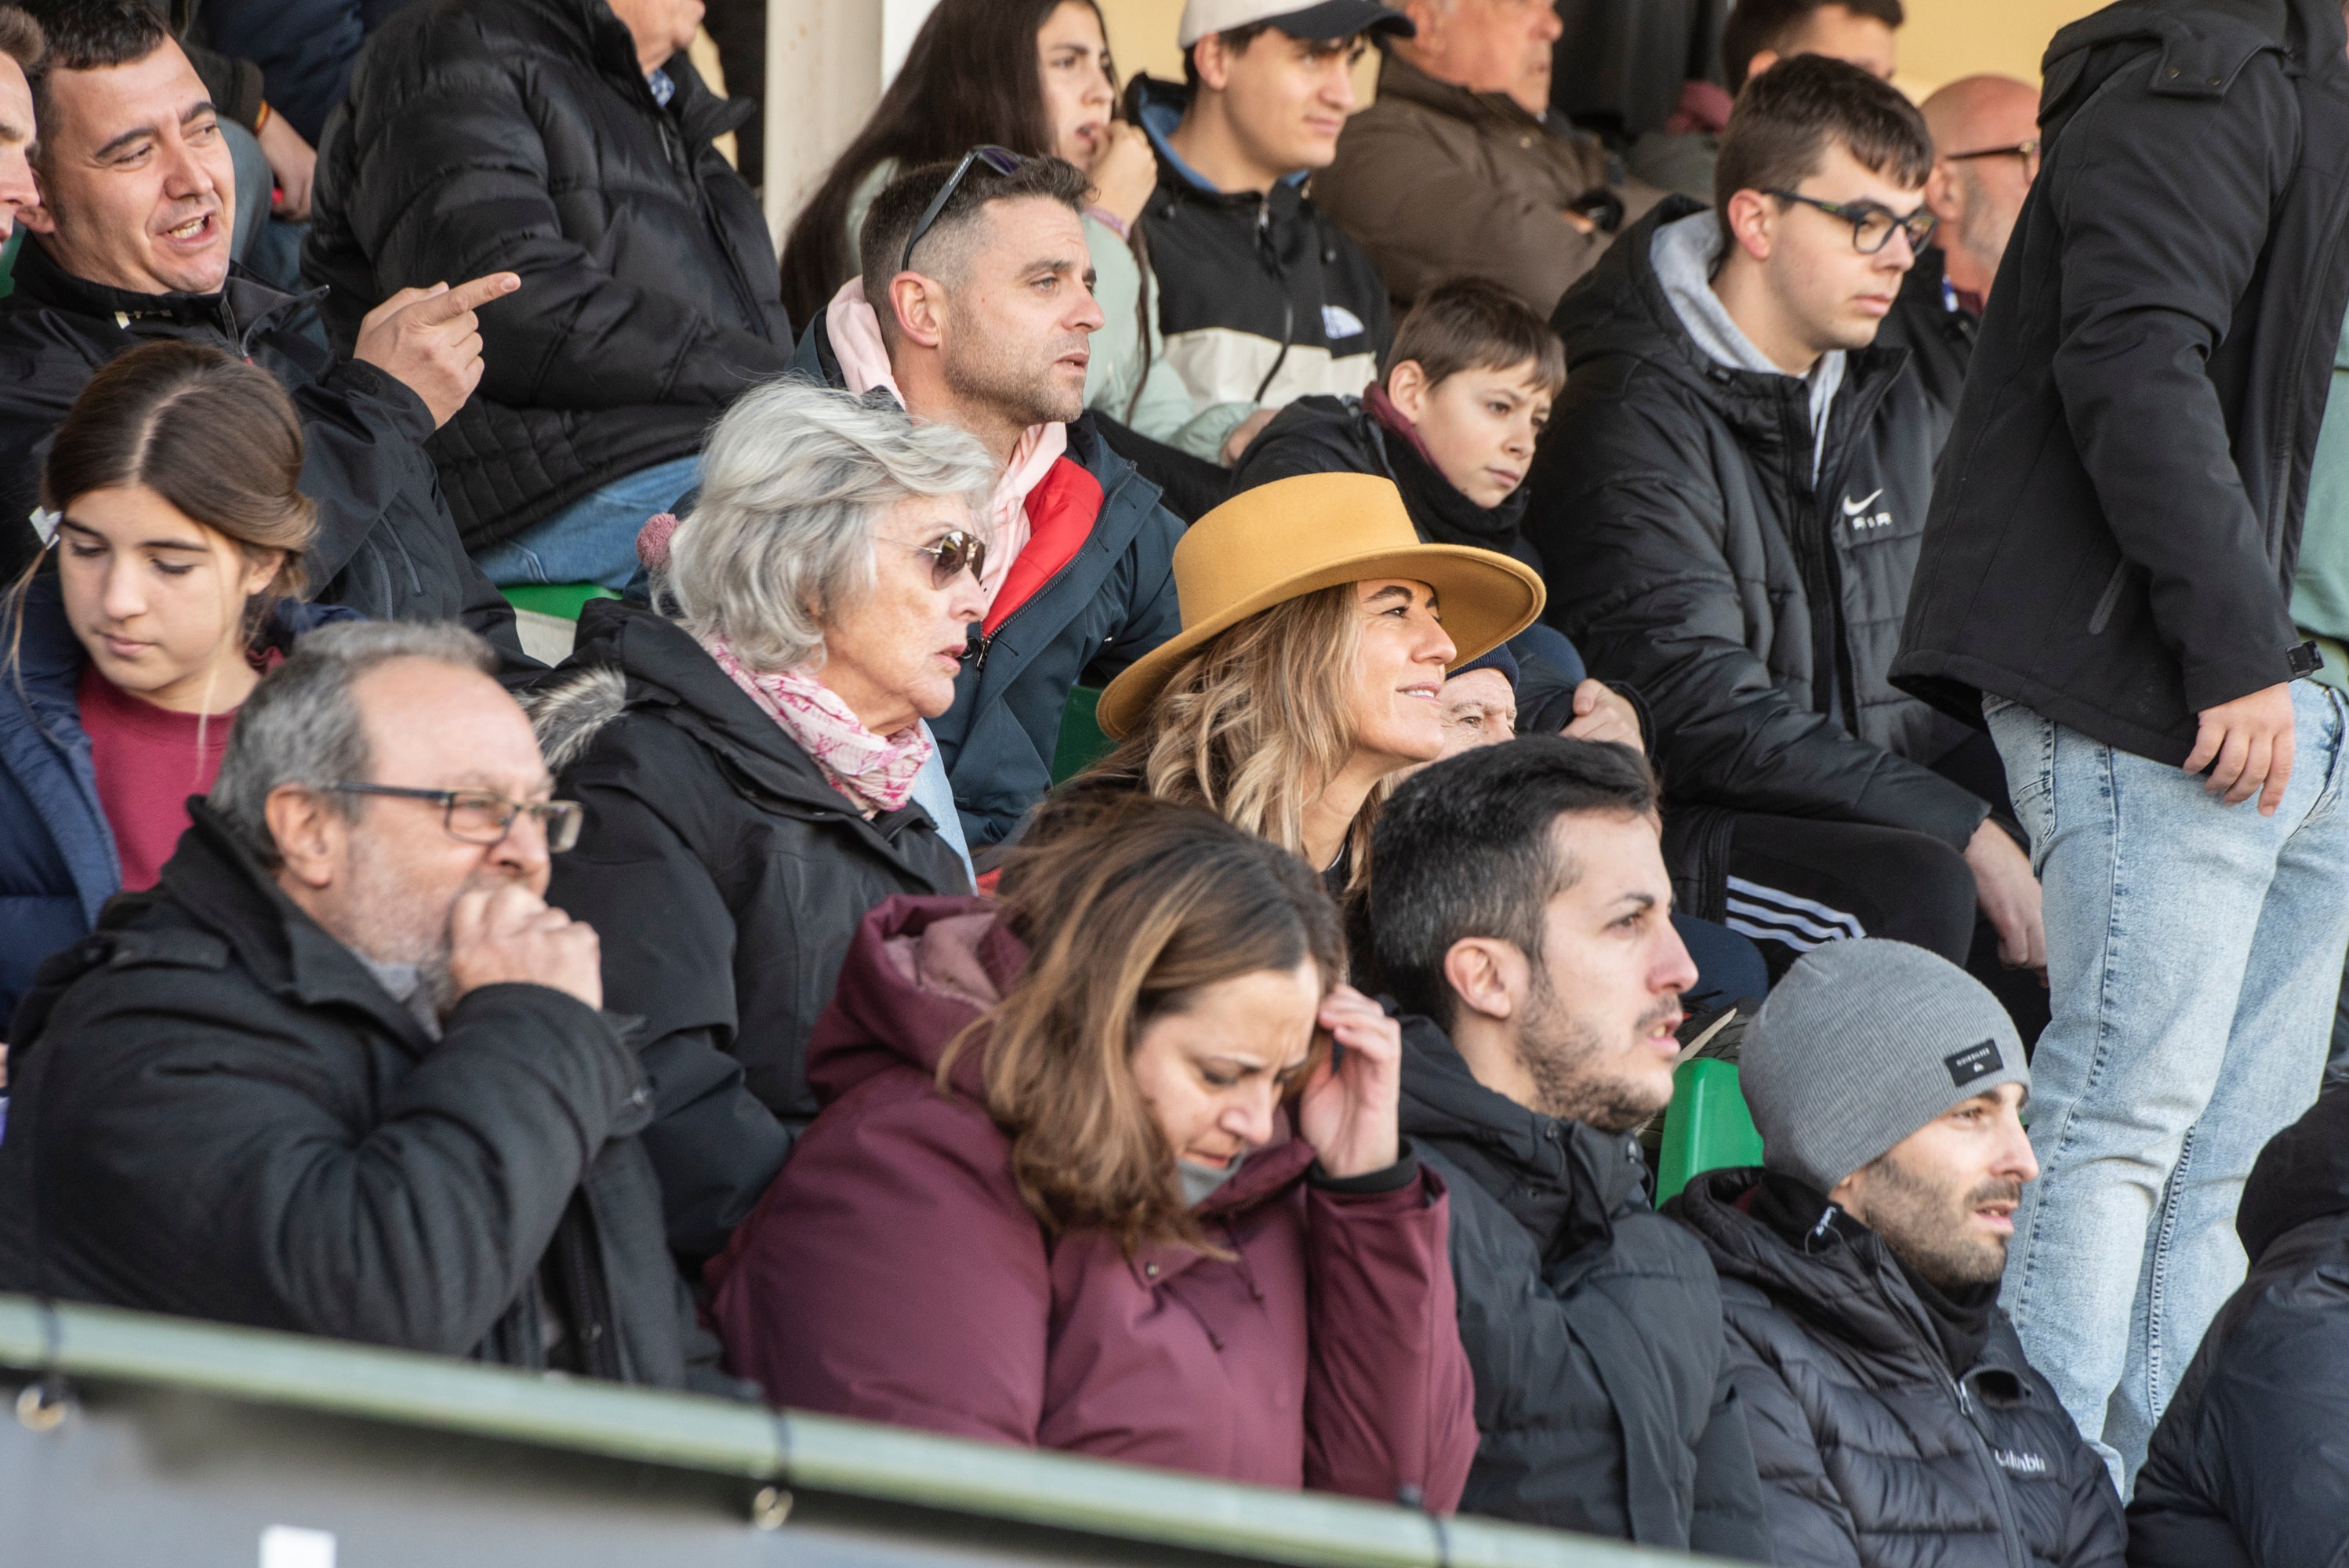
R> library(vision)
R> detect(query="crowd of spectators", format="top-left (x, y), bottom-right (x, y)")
top-left (1, 0), bottom-right (2347, 1562)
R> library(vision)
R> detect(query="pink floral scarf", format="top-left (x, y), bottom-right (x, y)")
top-left (701, 633), bottom-right (933, 816)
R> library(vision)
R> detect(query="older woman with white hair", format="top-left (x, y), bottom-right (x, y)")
top-left (532, 379), bottom-right (997, 1262)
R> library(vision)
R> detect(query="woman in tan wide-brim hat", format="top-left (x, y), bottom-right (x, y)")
top-left (1057, 472), bottom-right (1542, 889)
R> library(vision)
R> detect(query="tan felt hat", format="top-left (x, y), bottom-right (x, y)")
top-left (1096, 472), bottom-right (1545, 739)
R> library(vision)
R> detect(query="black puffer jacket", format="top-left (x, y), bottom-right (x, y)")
top-left (0, 243), bottom-right (529, 673)
top-left (1895, 0), bottom-right (2349, 764)
top-left (1672, 1169), bottom-right (2127, 1568)
top-left (1398, 1018), bottom-right (1771, 1559)
top-left (1872, 248), bottom-right (1975, 434)
top-left (0, 804), bottom-right (703, 1388)
top-left (306, 0), bottom-right (794, 550)
top-left (532, 601), bottom-right (969, 1255)
top-left (2126, 1084), bottom-right (2349, 1566)
top-left (1528, 200), bottom-right (1986, 855)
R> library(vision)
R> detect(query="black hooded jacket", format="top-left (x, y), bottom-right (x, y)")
top-left (1670, 1168), bottom-right (2127, 1568)
top-left (531, 601), bottom-right (969, 1258)
top-left (2126, 1084), bottom-right (2349, 1566)
top-left (1894, 0), bottom-right (2349, 764)
top-left (0, 804), bottom-right (703, 1388)
top-left (0, 242), bottom-right (528, 672)
top-left (1397, 1018), bottom-right (1772, 1559)
top-left (305, 0), bottom-right (794, 550)
top-left (1528, 199), bottom-right (1987, 854)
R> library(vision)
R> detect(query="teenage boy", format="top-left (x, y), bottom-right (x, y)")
top-left (793, 154), bottom-right (1182, 848)
top-left (1893, 0), bottom-right (2349, 1486)
top-left (1527, 56), bottom-right (2040, 997)
top-left (1127, 0), bottom-right (1411, 467)
top-left (1668, 940), bottom-right (2126, 1564)
top-left (1361, 737), bottom-right (1770, 1556)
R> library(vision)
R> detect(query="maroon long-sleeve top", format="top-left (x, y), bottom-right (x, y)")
top-left (710, 895), bottom-right (1479, 1509)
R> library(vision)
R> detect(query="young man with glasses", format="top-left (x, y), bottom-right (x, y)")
top-left (1876, 74), bottom-right (2042, 423)
top-left (1527, 56), bottom-right (2041, 1011)
top-left (793, 151), bottom-right (1183, 848)
top-left (1124, 0), bottom-right (1414, 469)
top-left (0, 622), bottom-right (717, 1388)
top-left (1896, 0), bottom-right (2349, 1492)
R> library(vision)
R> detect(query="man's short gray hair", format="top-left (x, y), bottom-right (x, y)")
top-left (210, 620), bottom-right (497, 865)
top-left (664, 378), bottom-right (1000, 673)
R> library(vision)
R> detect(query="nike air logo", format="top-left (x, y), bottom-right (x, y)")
top-left (1841, 489), bottom-right (1885, 517)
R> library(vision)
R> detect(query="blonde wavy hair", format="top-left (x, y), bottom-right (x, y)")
top-left (1087, 585), bottom-right (1383, 888)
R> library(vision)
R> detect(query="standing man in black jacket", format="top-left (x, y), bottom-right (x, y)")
top-left (0, 622), bottom-right (710, 1388)
top-left (1527, 56), bottom-right (2042, 989)
top-left (307, 0), bottom-right (794, 589)
top-left (1893, 0), bottom-right (2349, 1489)
top-left (1671, 939), bottom-right (2126, 1567)
top-left (0, 0), bottom-right (528, 668)
top-left (1360, 737), bottom-right (1770, 1559)
top-left (1124, 0), bottom-right (1413, 470)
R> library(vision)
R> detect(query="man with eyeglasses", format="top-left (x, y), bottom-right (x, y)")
top-left (1896, 0), bottom-right (2349, 1493)
top-left (1875, 74), bottom-right (2041, 425)
top-left (1528, 56), bottom-right (2040, 1009)
top-left (1123, 0), bottom-right (1414, 469)
top-left (0, 622), bottom-right (720, 1388)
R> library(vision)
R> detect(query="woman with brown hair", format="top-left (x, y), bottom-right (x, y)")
top-left (709, 796), bottom-right (1479, 1508)
top-left (1068, 470), bottom-right (1544, 890)
top-left (0, 339), bottom-right (347, 1022)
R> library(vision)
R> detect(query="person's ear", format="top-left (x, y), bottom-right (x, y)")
top-left (238, 546), bottom-right (285, 600)
top-left (1399, 0), bottom-right (1444, 59)
top-left (1442, 936), bottom-right (1527, 1023)
top-left (888, 272), bottom-right (948, 352)
top-left (1724, 187), bottom-right (1777, 262)
top-left (264, 784), bottom-right (346, 892)
top-left (17, 167), bottom-right (54, 236)
top-left (1923, 158), bottom-right (1962, 226)
top-left (1386, 358), bottom-right (1432, 421)
top-left (1192, 34), bottom-right (1235, 93)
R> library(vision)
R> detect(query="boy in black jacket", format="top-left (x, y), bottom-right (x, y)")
top-left (1361, 736), bottom-right (1771, 1559)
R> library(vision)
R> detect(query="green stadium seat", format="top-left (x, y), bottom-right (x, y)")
top-left (1052, 684), bottom-right (1114, 784)
top-left (0, 227), bottom-right (18, 300)
top-left (499, 583), bottom-right (620, 620)
top-left (1654, 1056), bottom-right (1765, 1202)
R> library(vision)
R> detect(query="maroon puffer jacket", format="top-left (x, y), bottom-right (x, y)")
top-left (710, 895), bottom-right (1478, 1510)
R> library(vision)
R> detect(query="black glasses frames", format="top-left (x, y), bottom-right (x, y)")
top-left (1763, 188), bottom-right (1939, 256)
top-left (323, 783), bottom-right (585, 853)
top-left (1945, 138), bottom-right (2041, 166)
top-left (899, 145), bottom-right (1027, 274)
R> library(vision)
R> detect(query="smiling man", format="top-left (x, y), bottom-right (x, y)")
top-left (1527, 55), bottom-right (2038, 1004)
top-left (0, 0), bottom-right (530, 670)
top-left (1668, 939), bottom-right (2126, 1566)
top-left (791, 153), bottom-right (1182, 847)
top-left (1362, 736), bottom-right (1771, 1558)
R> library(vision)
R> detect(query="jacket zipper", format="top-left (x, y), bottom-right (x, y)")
top-left (1250, 194), bottom-right (1295, 404)
top-left (971, 544), bottom-right (1090, 674)
top-left (1948, 1372), bottom-right (2030, 1568)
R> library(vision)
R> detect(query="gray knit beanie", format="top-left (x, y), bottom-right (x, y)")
top-left (1740, 938), bottom-right (2028, 1193)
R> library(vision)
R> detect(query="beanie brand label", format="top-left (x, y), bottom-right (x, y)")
top-left (1945, 1040), bottom-right (2003, 1087)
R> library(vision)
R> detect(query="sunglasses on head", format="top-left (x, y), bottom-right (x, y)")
top-left (900, 145), bottom-right (1027, 274)
top-left (912, 529), bottom-right (988, 590)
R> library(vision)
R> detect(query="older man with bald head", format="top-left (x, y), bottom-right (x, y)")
top-left (1878, 74), bottom-right (2040, 423)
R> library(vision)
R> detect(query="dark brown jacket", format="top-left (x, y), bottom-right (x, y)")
top-left (1315, 51), bottom-right (1663, 314)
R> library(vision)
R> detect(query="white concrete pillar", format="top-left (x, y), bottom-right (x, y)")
top-left (762, 0), bottom-right (946, 245)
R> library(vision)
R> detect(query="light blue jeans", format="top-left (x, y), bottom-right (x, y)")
top-left (1987, 682), bottom-right (2349, 1491)
top-left (476, 456), bottom-right (701, 590)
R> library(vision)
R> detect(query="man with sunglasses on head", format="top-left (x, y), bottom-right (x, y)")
top-left (1527, 56), bottom-right (2040, 1012)
top-left (793, 151), bottom-right (1184, 848)
top-left (1122, 0), bottom-right (1413, 469)
top-left (1874, 74), bottom-right (2040, 426)
top-left (0, 622), bottom-right (718, 1388)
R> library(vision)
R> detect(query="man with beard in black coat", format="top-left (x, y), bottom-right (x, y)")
top-left (2127, 1079), bottom-right (2349, 1564)
top-left (0, 0), bottom-right (529, 673)
top-left (1669, 939), bottom-right (2125, 1566)
top-left (1359, 735), bottom-right (1770, 1559)
top-left (0, 622), bottom-right (710, 1388)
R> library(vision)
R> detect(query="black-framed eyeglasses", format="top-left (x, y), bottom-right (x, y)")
top-left (1763, 189), bottom-right (1938, 255)
top-left (909, 528), bottom-right (987, 590)
top-left (323, 784), bottom-right (584, 853)
top-left (899, 145), bottom-right (1026, 274)
top-left (1945, 137), bottom-right (2041, 174)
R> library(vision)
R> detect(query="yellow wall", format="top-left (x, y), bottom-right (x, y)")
top-left (1095, 0), bottom-right (2111, 98)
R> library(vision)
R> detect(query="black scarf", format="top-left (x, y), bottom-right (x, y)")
top-left (1366, 394), bottom-right (1535, 564)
